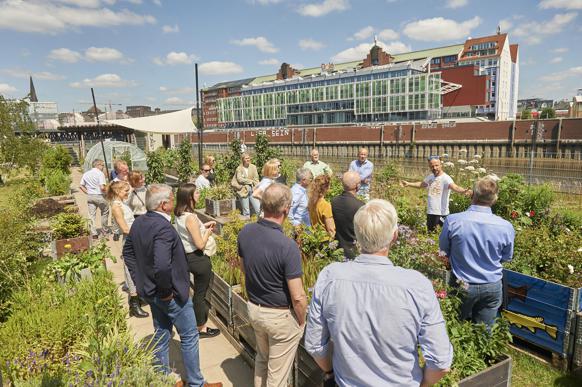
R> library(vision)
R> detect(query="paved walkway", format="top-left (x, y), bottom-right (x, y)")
top-left (71, 168), bottom-right (253, 386)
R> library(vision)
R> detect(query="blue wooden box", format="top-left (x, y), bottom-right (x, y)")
top-left (502, 269), bottom-right (581, 357)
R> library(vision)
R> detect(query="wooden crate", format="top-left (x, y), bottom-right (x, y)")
top-left (458, 354), bottom-right (512, 387)
top-left (205, 198), bottom-right (236, 217)
top-left (502, 269), bottom-right (580, 368)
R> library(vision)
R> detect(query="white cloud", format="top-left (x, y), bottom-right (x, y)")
top-left (85, 47), bottom-right (127, 62)
top-left (550, 57), bottom-right (563, 63)
top-left (349, 26), bottom-right (374, 41)
top-left (403, 16), bottom-right (481, 41)
top-left (0, 0), bottom-right (156, 34)
top-left (446, 0), bottom-right (468, 8)
top-left (553, 47), bottom-right (569, 53)
top-left (331, 41), bottom-right (411, 62)
top-left (162, 24), bottom-right (179, 33)
top-left (165, 97), bottom-right (193, 106)
top-left (299, 38), bottom-right (325, 50)
top-left (159, 86), bottom-right (194, 94)
top-left (499, 19), bottom-right (512, 31)
top-left (231, 36), bottom-right (278, 53)
top-left (259, 58), bottom-right (280, 65)
top-left (0, 83), bottom-right (17, 94)
top-left (1, 68), bottom-right (65, 80)
top-left (541, 66), bottom-right (582, 82)
top-left (251, 0), bottom-right (283, 4)
top-left (512, 12), bottom-right (577, 44)
top-left (539, 0), bottom-right (582, 10)
top-left (378, 28), bottom-right (399, 41)
top-left (199, 61), bottom-right (244, 75)
top-left (48, 48), bottom-right (82, 63)
top-left (298, 0), bottom-right (349, 17)
top-left (152, 0), bottom-right (161, 5)
top-left (69, 73), bottom-right (137, 88)
top-left (153, 51), bottom-right (198, 65)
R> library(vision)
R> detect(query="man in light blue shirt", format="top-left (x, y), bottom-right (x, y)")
top-left (289, 168), bottom-right (312, 227)
top-left (439, 176), bottom-right (515, 328)
top-left (348, 147), bottom-right (373, 200)
top-left (305, 199), bottom-right (452, 387)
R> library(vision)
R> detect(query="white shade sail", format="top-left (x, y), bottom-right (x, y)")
top-left (104, 106), bottom-right (197, 134)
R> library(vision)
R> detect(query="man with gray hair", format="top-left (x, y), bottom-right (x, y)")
top-left (289, 167), bottom-right (313, 227)
top-left (303, 148), bottom-right (333, 177)
top-left (79, 158), bottom-right (109, 239)
top-left (238, 183), bottom-right (307, 387)
top-left (123, 184), bottom-right (222, 387)
top-left (439, 176), bottom-right (515, 328)
top-left (306, 199), bottom-right (453, 386)
top-left (331, 171), bottom-right (364, 259)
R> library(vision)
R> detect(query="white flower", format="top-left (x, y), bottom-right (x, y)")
top-left (444, 161), bottom-right (454, 168)
top-left (568, 264), bottom-right (574, 274)
top-left (457, 159), bottom-right (467, 165)
top-left (469, 159), bottom-right (480, 164)
top-left (578, 247), bottom-right (582, 252)
top-left (459, 149), bottom-right (467, 153)
top-left (478, 167), bottom-right (487, 174)
top-left (442, 153), bottom-right (449, 158)
top-left (465, 166), bottom-right (475, 171)
top-left (472, 170), bottom-right (479, 175)
top-left (488, 173), bottom-right (500, 181)
top-left (473, 154), bottom-right (482, 159)
top-left (525, 211), bottom-right (531, 217)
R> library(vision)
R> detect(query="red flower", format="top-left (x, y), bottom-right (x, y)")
top-left (529, 210), bottom-right (535, 217)
top-left (436, 290), bottom-right (447, 299)
top-left (510, 210), bottom-right (518, 219)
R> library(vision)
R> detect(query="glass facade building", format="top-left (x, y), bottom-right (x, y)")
top-left (216, 62), bottom-right (443, 128)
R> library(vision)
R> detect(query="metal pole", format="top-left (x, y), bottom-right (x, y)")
top-left (195, 63), bottom-right (203, 170)
top-left (528, 119), bottom-right (538, 185)
top-left (91, 88), bottom-right (110, 180)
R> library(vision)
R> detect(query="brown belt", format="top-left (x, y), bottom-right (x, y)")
top-left (249, 301), bottom-right (291, 310)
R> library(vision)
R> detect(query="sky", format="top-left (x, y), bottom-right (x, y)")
top-left (0, 0), bottom-right (581, 113)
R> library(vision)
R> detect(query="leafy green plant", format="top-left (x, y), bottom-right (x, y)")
top-left (205, 183), bottom-right (233, 200)
top-left (44, 243), bottom-right (115, 283)
top-left (253, 133), bottom-right (281, 174)
top-left (41, 145), bottom-right (73, 174)
top-left (145, 148), bottom-right (166, 184)
top-left (211, 212), bottom-right (247, 286)
top-left (43, 168), bottom-right (72, 196)
top-left (176, 139), bottom-right (194, 182)
top-left (324, 176), bottom-right (343, 201)
top-left (51, 212), bottom-right (89, 239)
top-left (213, 139), bottom-right (242, 185)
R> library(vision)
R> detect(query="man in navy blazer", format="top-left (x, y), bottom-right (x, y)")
top-left (123, 184), bottom-right (222, 387)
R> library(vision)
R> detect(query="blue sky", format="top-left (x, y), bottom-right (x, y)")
top-left (0, 0), bottom-right (580, 113)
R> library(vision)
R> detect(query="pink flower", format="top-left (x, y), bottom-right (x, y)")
top-left (529, 210), bottom-right (535, 217)
top-left (436, 290), bottom-right (447, 299)
top-left (510, 210), bottom-right (518, 219)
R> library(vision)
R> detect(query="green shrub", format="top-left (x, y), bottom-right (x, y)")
top-left (51, 212), bottom-right (89, 239)
top-left (253, 133), bottom-right (281, 174)
top-left (41, 145), bottom-right (72, 174)
top-left (43, 168), bottom-right (72, 196)
top-left (44, 243), bottom-right (115, 282)
top-left (176, 139), bottom-right (194, 182)
top-left (205, 183), bottom-right (234, 200)
top-left (213, 139), bottom-right (242, 185)
top-left (145, 148), bottom-right (166, 184)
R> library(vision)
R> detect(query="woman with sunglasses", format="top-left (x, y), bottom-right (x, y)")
top-left (195, 164), bottom-right (212, 190)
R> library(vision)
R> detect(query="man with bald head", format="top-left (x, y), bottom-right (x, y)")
top-left (331, 171), bottom-right (365, 259)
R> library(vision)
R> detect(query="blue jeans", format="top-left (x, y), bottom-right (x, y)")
top-left (239, 194), bottom-right (260, 216)
top-left (148, 296), bottom-right (205, 387)
top-left (458, 280), bottom-right (503, 328)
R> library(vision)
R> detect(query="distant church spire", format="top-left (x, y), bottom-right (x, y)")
top-left (29, 76), bottom-right (38, 102)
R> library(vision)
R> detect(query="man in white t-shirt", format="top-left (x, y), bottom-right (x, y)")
top-left (401, 156), bottom-right (472, 232)
top-left (79, 159), bottom-right (109, 239)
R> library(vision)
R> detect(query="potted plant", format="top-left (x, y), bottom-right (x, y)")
top-left (205, 184), bottom-right (236, 217)
top-left (51, 212), bottom-right (91, 258)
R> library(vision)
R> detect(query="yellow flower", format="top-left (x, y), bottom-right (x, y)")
top-left (64, 244), bottom-right (72, 249)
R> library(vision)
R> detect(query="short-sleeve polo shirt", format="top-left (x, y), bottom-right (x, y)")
top-left (237, 218), bottom-right (302, 307)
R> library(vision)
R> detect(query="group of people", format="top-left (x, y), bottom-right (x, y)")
top-left (79, 149), bottom-right (515, 387)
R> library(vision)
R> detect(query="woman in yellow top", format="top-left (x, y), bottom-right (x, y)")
top-left (308, 174), bottom-right (336, 238)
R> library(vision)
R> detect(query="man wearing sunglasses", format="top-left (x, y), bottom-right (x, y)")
top-left (195, 164), bottom-right (212, 190)
top-left (401, 156), bottom-right (472, 232)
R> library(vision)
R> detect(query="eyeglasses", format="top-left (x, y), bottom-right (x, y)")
top-left (203, 169), bottom-right (211, 172)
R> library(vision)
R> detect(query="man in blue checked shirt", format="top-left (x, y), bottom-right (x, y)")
top-left (439, 176), bottom-right (515, 329)
top-left (348, 148), bottom-right (373, 200)
top-left (289, 168), bottom-right (312, 227)
top-left (305, 199), bottom-right (453, 387)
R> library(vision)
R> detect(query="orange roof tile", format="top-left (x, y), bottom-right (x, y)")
top-left (510, 44), bottom-right (519, 63)
top-left (459, 33), bottom-right (507, 60)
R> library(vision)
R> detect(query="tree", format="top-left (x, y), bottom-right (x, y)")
top-left (176, 139), bottom-right (194, 182)
top-left (540, 107), bottom-right (556, 119)
top-left (145, 149), bottom-right (166, 184)
top-left (0, 96), bottom-right (46, 177)
top-left (253, 133), bottom-right (281, 174)
top-left (521, 109), bottom-right (532, 120)
top-left (213, 138), bottom-right (242, 184)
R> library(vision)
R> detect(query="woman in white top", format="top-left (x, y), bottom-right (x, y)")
top-left (107, 181), bottom-right (149, 318)
top-left (128, 170), bottom-right (147, 218)
top-left (252, 158), bottom-right (281, 201)
top-left (174, 183), bottom-right (220, 338)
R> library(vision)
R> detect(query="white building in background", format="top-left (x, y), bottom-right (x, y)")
top-left (458, 31), bottom-right (519, 120)
top-left (29, 101), bottom-right (59, 130)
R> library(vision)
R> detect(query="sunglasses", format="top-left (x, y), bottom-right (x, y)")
top-left (203, 169), bottom-right (211, 172)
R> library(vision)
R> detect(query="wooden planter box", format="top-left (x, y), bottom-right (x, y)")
top-left (205, 198), bottom-right (236, 217)
top-left (52, 235), bottom-right (91, 258)
top-left (205, 272), bottom-right (234, 329)
top-left (296, 343), bottom-right (511, 387)
top-left (502, 269), bottom-right (581, 369)
top-left (232, 287), bottom-right (257, 358)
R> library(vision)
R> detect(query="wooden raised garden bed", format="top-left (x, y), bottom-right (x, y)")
top-left (502, 269), bottom-right (581, 370)
top-left (52, 235), bottom-right (91, 258)
top-left (205, 272), bottom-right (234, 329)
top-left (205, 198), bottom-right (236, 217)
top-left (232, 286), bottom-right (257, 360)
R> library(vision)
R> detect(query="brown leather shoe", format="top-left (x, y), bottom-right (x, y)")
top-left (204, 383), bottom-right (223, 387)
